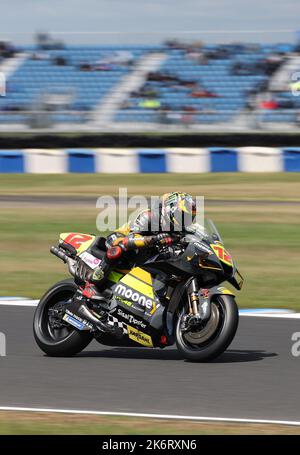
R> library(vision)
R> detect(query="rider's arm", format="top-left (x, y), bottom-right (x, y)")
top-left (112, 233), bottom-right (173, 252)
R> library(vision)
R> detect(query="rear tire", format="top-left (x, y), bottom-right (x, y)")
top-left (176, 295), bottom-right (239, 362)
top-left (33, 279), bottom-right (93, 357)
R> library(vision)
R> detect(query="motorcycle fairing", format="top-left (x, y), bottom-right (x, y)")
top-left (60, 232), bottom-right (96, 255)
top-left (108, 266), bottom-right (166, 347)
top-left (210, 243), bottom-right (233, 267)
top-left (112, 267), bottom-right (160, 316)
top-left (127, 325), bottom-right (153, 347)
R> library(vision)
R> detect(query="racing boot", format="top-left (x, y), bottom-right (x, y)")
top-left (64, 251), bottom-right (122, 333)
top-left (91, 246), bottom-right (123, 286)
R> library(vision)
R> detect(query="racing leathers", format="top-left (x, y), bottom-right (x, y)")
top-left (87, 205), bottom-right (173, 292)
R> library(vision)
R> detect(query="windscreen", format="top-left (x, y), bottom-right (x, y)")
top-left (185, 218), bottom-right (223, 243)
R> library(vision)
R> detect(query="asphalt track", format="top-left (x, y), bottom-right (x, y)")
top-left (0, 304), bottom-right (299, 422)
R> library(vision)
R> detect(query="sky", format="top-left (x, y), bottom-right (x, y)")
top-left (0, 0), bottom-right (299, 45)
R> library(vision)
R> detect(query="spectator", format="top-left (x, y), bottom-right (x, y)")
top-left (0, 40), bottom-right (16, 58)
top-left (190, 89), bottom-right (219, 98)
top-left (259, 99), bottom-right (278, 110)
top-left (78, 63), bottom-right (93, 71)
top-left (231, 60), bottom-right (261, 76)
top-left (31, 52), bottom-right (50, 61)
top-left (181, 105), bottom-right (198, 125)
top-left (94, 62), bottom-right (113, 71)
top-left (35, 32), bottom-right (64, 50)
top-left (53, 56), bottom-right (68, 66)
top-left (132, 84), bottom-right (158, 98)
top-left (139, 99), bottom-right (161, 109)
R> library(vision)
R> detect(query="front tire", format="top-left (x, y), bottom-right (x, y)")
top-left (33, 279), bottom-right (93, 357)
top-left (176, 295), bottom-right (239, 362)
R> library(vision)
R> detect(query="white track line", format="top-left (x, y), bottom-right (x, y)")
top-left (239, 313), bottom-right (300, 319)
top-left (0, 300), bottom-right (300, 319)
top-left (0, 406), bottom-right (299, 427)
top-left (0, 301), bottom-right (39, 307)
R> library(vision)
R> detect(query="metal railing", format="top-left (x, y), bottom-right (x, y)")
top-left (0, 109), bottom-right (299, 132)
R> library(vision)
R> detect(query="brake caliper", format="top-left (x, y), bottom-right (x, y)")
top-left (48, 303), bottom-right (68, 329)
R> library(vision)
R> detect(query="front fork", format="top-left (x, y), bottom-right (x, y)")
top-left (186, 278), bottom-right (211, 322)
top-left (187, 278), bottom-right (200, 317)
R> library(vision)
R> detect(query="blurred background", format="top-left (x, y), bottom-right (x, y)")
top-left (0, 0), bottom-right (300, 132)
top-left (0, 0), bottom-right (300, 311)
top-left (1, 32), bottom-right (300, 131)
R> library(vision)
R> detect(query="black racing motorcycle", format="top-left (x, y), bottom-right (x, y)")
top-left (33, 220), bottom-right (243, 362)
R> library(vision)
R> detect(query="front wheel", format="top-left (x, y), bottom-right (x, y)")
top-left (176, 295), bottom-right (239, 362)
top-left (33, 279), bottom-right (93, 357)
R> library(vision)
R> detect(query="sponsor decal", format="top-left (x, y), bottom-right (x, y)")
top-left (210, 244), bottom-right (233, 266)
top-left (60, 232), bottom-right (95, 254)
top-left (115, 296), bottom-right (133, 307)
top-left (115, 283), bottom-right (159, 313)
top-left (64, 233), bottom-right (93, 248)
top-left (201, 288), bottom-right (210, 298)
top-left (117, 308), bottom-right (146, 329)
top-left (127, 325), bottom-right (153, 347)
top-left (63, 315), bottom-right (85, 331)
top-left (80, 251), bottom-right (101, 269)
top-left (63, 310), bottom-right (93, 330)
top-left (194, 241), bottom-right (213, 255)
top-left (217, 286), bottom-right (235, 295)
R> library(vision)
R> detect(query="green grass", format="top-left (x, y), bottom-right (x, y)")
top-left (0, 202), bottom-right (300, 310)
top-left (1, 174), bottom-right (300, 309)
top-left (0, 173), bottom-right (300, 200)
top-left (0, 412), bottom-right (299, 435)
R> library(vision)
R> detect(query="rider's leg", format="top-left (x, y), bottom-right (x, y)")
top-left (82, 245), bottom-right (124, 296)
top-left (68, 246), bottom-right (126, 330)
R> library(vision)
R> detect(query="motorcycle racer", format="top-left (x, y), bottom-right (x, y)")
top-left (79, 192), bottom-right (196, 300)
top-left (35, 203), bottom-right (242, 360)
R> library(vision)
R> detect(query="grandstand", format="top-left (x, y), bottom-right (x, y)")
top-left (0, 41), bottom-right (299, 131)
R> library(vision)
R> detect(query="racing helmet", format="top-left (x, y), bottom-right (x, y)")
top-left (160, 192), bottom-right (196, 231)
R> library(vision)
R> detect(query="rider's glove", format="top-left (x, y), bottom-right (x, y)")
top-left (153, 233), bottom-right (173, 246)
top-left (106, 245), bottom-right (124, 260)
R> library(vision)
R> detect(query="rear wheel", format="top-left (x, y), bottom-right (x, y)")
top-left (33, 279), bottom-right (93, 357)
top-left (176, 294), bottom-right (239, 362)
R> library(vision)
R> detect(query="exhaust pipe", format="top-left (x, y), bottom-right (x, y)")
top-left (51, 247), bottom-right (119, 336)
top-left (50, 246), bottom-right (76, 276)
top-left (77, 304), bottom-right (111, 333)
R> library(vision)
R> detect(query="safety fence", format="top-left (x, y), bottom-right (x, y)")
top-left (0, 110), bottom-right (299, 132)
top-left (1, 147), bottom-right (300, 173)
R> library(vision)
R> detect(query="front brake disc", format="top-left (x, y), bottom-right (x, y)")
top-left (183, 302), bottom-right (220, 345)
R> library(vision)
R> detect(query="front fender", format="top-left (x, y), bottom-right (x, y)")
top-left (166, 283), bottom-right (235, 336)
top-left (199, 286), bottom-right (235, 321)
top-left (207, 285), bottom-right (235, 297)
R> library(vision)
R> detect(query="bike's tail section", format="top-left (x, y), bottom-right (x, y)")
top-left (59, 232), bottom-right (96, 255)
